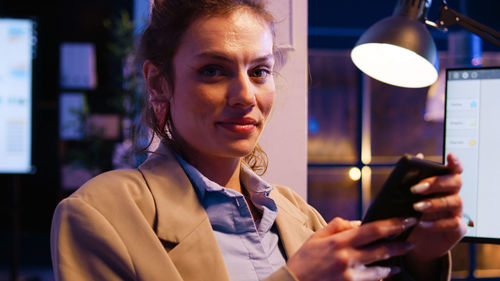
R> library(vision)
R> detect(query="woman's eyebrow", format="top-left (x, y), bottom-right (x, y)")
top-left (195, 51), bottom-right (232, 62)
top-left (252, 54), bottom-right (275, 64)
top-left (195, 51), bottom-right (274, 64)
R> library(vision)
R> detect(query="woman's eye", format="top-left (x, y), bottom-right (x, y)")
top-left (250, 68), bottom-right (271, 79)
top-left (199, 65), bottom-right (223, 77)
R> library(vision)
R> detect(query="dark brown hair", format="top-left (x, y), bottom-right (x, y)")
top-left (138, 0), bottom-right (283, 175)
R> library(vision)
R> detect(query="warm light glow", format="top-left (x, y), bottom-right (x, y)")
top-left (361, 166), bottom-right (372, 214)
top-left (361, 75), bottom-right (372, 165)
top-left (349, 167), bottom-right (362, 181)
top-left (351, 43), bottom-right (438, 88)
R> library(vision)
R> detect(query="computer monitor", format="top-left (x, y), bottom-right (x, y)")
top-left (444, 67), bottom-right (500, 243)
top-left (0, 17), bottom-right (36, 174)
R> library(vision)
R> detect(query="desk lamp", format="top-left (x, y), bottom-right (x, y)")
top-left (351, 0), bottom-right (500, 88)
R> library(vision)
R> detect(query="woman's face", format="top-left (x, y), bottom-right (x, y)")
top-left (169, 8), bottom-right (275, 163)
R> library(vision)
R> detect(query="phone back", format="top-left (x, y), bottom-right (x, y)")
top-left (363, 155), bottom-right (449, 232)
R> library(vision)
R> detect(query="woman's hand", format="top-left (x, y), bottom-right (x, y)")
top-left (405, 153), bottom-right (468, 277)
top-left (287, 217), bottom-right (417, 281)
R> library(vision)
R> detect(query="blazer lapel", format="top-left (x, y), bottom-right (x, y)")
top-left (271, 190), bottom-right (315, 259)
top-left (139, 144), bottom-right (230, 281)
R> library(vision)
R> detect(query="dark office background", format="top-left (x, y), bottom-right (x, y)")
top-left (1, 0), bottom-right (500, 280)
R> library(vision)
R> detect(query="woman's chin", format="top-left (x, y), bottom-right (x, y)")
top-left (224, 143), bottom-right (258, 158)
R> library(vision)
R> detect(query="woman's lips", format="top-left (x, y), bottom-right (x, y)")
top-left (217, 118), bottom-right (258, 134)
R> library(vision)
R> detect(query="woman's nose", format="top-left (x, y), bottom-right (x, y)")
top-left (227, 72), bottom-right (256, 108)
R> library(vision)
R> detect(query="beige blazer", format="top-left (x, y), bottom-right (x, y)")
top-left (50, 144), bottom-right (326, 281)
top-left (51, 143), bottom-right (451, 281)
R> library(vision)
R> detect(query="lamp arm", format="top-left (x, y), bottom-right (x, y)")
top-left (437, 5), bottom-right (500, 48)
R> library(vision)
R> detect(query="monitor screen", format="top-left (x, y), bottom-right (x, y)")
top-left (0, 18), bottom-right (35, 174)
top-left (445, 67), bottom-right (500, 243)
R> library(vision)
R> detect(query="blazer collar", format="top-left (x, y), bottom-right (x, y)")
top-left (271, 190), bottom-right (316, 258)
top-left (138, 143), bottom-right (231, 281)
top-left (138, 142), bottom-right (314, 268)
top-left (138, 143), bottom-right (208, 243)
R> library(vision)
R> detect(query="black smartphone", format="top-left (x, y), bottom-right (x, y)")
top-left (362, 154), bottom-right (450, 241)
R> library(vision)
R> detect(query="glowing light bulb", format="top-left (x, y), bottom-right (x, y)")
top-left (349, 167), bottom-right (361, 181)
top-left (351, 43), bottom-right (438, 88)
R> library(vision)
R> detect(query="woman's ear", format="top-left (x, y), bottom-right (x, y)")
top-left (143, 60), bottom-right (170, 129)
top-left (143, 60), bottom-right (170, 100)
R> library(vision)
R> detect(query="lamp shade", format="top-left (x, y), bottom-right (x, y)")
top-left (351, 15), bottom-right (439, 88)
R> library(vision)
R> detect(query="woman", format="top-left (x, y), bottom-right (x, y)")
top-left (50, 0), bottom-right (466, 280)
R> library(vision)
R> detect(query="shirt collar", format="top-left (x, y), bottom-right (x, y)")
top-left (174, 154), bottom-right (274, 206)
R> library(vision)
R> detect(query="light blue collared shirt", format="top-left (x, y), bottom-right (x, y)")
top-left (176, 155), bottom-right (287, 281)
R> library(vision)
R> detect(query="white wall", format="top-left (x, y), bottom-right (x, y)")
top-left (261, 0), bottom-right (308, 200)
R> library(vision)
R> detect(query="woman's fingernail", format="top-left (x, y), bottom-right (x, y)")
top-left (350, 220), bottom-right (362, 227)
top-left (411, 182), bottom-right (430, 194)
top-left (420, 221), bottom-right (435, 228)
top-left (414, 201), bottom-right (432, 211)
top-left (402, 217), bottom-right (418, 229)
